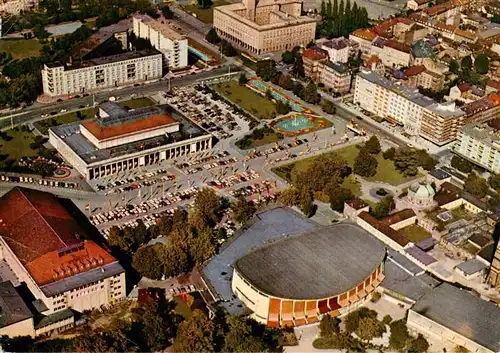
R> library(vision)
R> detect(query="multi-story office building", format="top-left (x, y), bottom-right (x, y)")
top-left (404, 66), bottom-right (444, 91)
top-left (213, 0), bottom-right (316, 55)
top-left (49, 102), bottom-right (212, 180)
top-left (0, 187), bottom-right (126, 337)
top-left (42, 50), bottom-right (163, 97)
top-left (132, 14), bottom-right (188, 69)
top-left (354, 70), bottom-right (464, 142)
top-left (452, 123), bottom-right (500, 174)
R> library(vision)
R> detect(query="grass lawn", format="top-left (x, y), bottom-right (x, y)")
top-left (34, 108), bottom-right (94, 135)
top-left (119, 97), bottom-right (155, 110)
top-left (399, 224), bottom-right (431, 243)
top-left (0, 39), bottom-right (42, 59)
top-left (182, 0), bottom-right (230, 24)
top-left (271, 144), bottom-right (419, 186)
top-left (174, 296), bottom-right (192, 319)
top-left (0, 129), bottom-right (38, 160)
top-left (341, 175), bottom-right (361, 196)
top-left (236, 132), bottom-right (283, 149)
top-left (214, 81), bottom-right (276, 119)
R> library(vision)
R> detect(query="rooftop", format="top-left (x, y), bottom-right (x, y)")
top-left (302, 47), bottom-right (328, 61)
top-left (455, 258), bottom-right (489, 275)
top-left (380, 209), bottom-right (417, 227)
top-left (322, 38), bottom-right (349, 50)
top-left (412, 40), bottom-right (434, 58)
top-left (384, 39), bottom-right (411, 53)
top-left (0, 281), bottom-right (33, 329)
top-left (358, 211), bottom-right (411, 247)
top-left (345, 197), bottom-right (369, 210)
top-left (324, 61), bottom-right (349, 74)
top-left (412, 283), bottom-right (500, 352)
top-left (133, 13), bottom-right (185, 41)
top-left (459, 123), bottom-right (500, 149)
top-left (461, 93), bottom-right (500, 116)
top-left (235, 222), bottom-right (386, 299)
top-left (404, 65), bottom-right (426, 77)
top-left (351, 28), bottom-right (377, 41)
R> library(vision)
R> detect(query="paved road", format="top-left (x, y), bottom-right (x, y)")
top-left (0, 66), bottom-right (240, 130)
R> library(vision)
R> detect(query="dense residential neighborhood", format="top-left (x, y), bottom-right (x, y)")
top-left (0, 0), bottom-right (498, 351)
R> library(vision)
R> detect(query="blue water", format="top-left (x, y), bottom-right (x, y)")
top-left (189, 46), bottom-right (212, 62)
top-left (248, 79), bottom-right (304, 112)
top-left (276, 116), bottom-right (314, 132)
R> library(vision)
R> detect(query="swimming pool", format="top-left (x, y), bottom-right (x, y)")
top-left (189, 46), bottom-right (212, 62)
top-left (247, 79), bottom-right (304, 113)
top-left (275, 116), bottom-right (314, 132)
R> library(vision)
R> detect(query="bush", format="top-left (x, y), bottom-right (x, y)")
top-left (382, 315), bottom-right (392, 325)
top-left (383, 147), bottom-right (396, 160)
top-left (370, 291), bottom-right (381, 303)
top-left (451, 155), bottom-right (473, 173)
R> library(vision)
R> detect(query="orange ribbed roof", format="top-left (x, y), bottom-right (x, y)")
top-left (83, 114), bottom-right (177, 141)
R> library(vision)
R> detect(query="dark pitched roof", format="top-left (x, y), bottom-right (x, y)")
top-left (412, 283), bottom-right (500, 352)
top-left (380, 209), bottom-right (417, 227)
top-left (358, 212), bottom-right (411, 247)
top-left (0, 281), bottom-right (33, 329)
top-left (235, 222), bottom-right (386, 299)
top-left (345, 197), bottom-right (368, 210)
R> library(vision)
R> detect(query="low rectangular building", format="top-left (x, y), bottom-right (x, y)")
top-left (42, 50), bottom-right (163, 97)
top-left (49, 102), bottom-right (212, 180)
top-left (408, 283), bottom-right (500, 353)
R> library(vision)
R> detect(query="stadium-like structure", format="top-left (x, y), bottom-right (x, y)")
top-left (231, 222), bottom-right (386, 327)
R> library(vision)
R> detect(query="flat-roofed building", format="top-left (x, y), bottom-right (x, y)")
top-left (320, 38), bottom-right (351, 63)
top-left (354, 70), bottom-right (465, 142)
top-left (232, 222), bottom-right (386, 327)
top-left (49, 102), bottom-right (212, 180)
top-left (42, 50), bottom-right (163, 97)
top-left (408, 283), bottom-right (500, 353)
top-left (132, 14), bottom-right (188, 69)
top-left (452, 123), bottom-right (500, 173)
top-left (213, 0), bottom-right (316, 55)
top-left (0, 187), bottom-right (126, 336)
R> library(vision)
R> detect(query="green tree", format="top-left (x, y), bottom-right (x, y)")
top-left (354, 149), bottom-right (378, 177)
top-left (382, 315), bottom-right (393, 325)
top-left (371, 195), bottom-right (394, 219)
top-left (162, 5), bottom-right (174, 19)
top-left (33, 24), bottom-right (50, 39)
top-left (364, 136), bottom-right (381, 154)
top-left (393, 147), bottom-right (420, 176)
top-left (449, 60), bottom-right (460, 75)
top-left (488, 174), bottom-right (500, 192)
top-left (292, 82), bottom-right (304, 97)
top-left (223, 316), bottom-right (266, 352)
top-left (344, 307), bottom-right (377, 333)
top-left (256, 60), bottom-right (278, 82)
top-left (321, 99), bottom-right (336, 114)
top-left (461, 55), bottom-right (473, 70)
top-left (276, 100), bottom-right (291, 115)
top-left (278, 74), bottom-right (295, 91)
top-left (408, 334), bottom-right (430, 353)
top-left (193, 187), bottom-right (221, 226)
top-left (231, 195), bottom-right (256, 224)
top-left (238, 73), bottom-right (248, 85)
top-left (278, 186), bottom-right (300, 206)
top-left (304, 81), bottom-right (319, 103)
top-left (197, 0), bottom-right (213, 9)
top-left (174, 310), bottom-right (215, 353)
top-left (355, 317), bottom-right (386, 341)
top-left (329, 187), bottom-right (354, 212)
top-left (206, 28), bottom-right (221, 44)
top-left (474, 53), bottom-right (489, 74)
top-left (451, 155), bottom-right (473, 173)
top-left (383, 147), bottom-right (396, 160)
top-left (158, 215), bottom-right (173, 236)
top-left (282, 50), bottom-right (295, 64)
top-left (464, 174), bottom-right (488, 198)
top-left (132, 244), bottom-right (165, 280)
top-left (416, 149), bottom-right (437, 170)
top-left (220, 40), bottom-right (236, 56)
top-left (319, 315), bottom-right (340, 337)
top-left (389, 319), bottom-right (410, 351)
top-left (162, 240), bottom-right (191, 277)
top-left (300, 187), bottom-right (315, 217)
top-left (291, 56), bottom-right (305, 77)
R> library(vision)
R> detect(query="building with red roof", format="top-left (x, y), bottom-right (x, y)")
top-left (49, 101), bottom-right (213, 181)
top-left (0, 187), bottom-right (125, 336)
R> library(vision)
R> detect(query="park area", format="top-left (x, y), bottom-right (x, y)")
top-left (236, 125), bottom-right (283, 149)
top-left (34, 108), bottom-right (94, 135)
top-left (214, 80), bottom-right (276, 120)
top-left (272, 144), bottom-right (419, 187)
top-left (0, 39), bottom-right (42, 59)
top-left (0, 129), bottom-right (39, 160)
top-left (181, 0), bottom-right (230, 23)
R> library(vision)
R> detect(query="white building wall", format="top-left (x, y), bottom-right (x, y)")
top-left (0, 318), bottom-right (35, 338)
top-left (453, 131), bottom-right (500, 174)
top-left (356, 217), bottom-right (405, 253)
top-left (232, 269), bottom-right (270, 324)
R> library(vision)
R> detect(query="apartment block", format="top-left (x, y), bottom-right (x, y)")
top-left (132, 14), bottom-right (188, 69)
top-left (320, 38), bottom-right (351, 63)
top-left (354, 70), bottom-right (464, 143)
top-left (403, 65), bottom-right (445, 90)
top-left (213, 0), bottom-right (316, 55)
top-left (42, 50), bottom-right (163, 97)
top-left (302, 48), bottom-right (352, 93)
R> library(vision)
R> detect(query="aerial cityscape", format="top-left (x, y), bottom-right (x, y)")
top-left (0, 0), bottom-right (498, 351)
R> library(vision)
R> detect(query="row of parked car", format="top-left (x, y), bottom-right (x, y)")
top-left (0, 175), bottom-right (77, 189)
top-left (207, 170), bottom-right (260, 189)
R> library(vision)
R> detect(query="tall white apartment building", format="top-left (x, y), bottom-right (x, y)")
top-left (453, 123), bottom-right (500, 173)
top-left (132, 14), bottom-right (188, 69)
top-left (42, 50), bottom-right (163, 97)
top-left (354, 70), bottom-right (464, 144)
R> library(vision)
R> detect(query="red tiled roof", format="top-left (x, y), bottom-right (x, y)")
top-left (487, 79), bottom-right (500, 91)
top-left (404, 65), bottom-right (426, 76)
top-left (380, 209), bottom-right (416, 226)
top-left (83, 114), bottom-right (177, 141)
top-left (0, 187), bottom-right (117, 286)
top-left (384, 39), bottom-right (411, 53)
top-left (351, 28), bottom-right (377, 41)
top-left (345, 197), bottom-right (368, 210)
top-left (302, 48), bottom-right (328, 61)
top-left (358, 211), bottom-right (410, 247)
top-left (458, 82), bottom-right (471, 93)
top-left (364, 55), bottom-right (382, 67)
